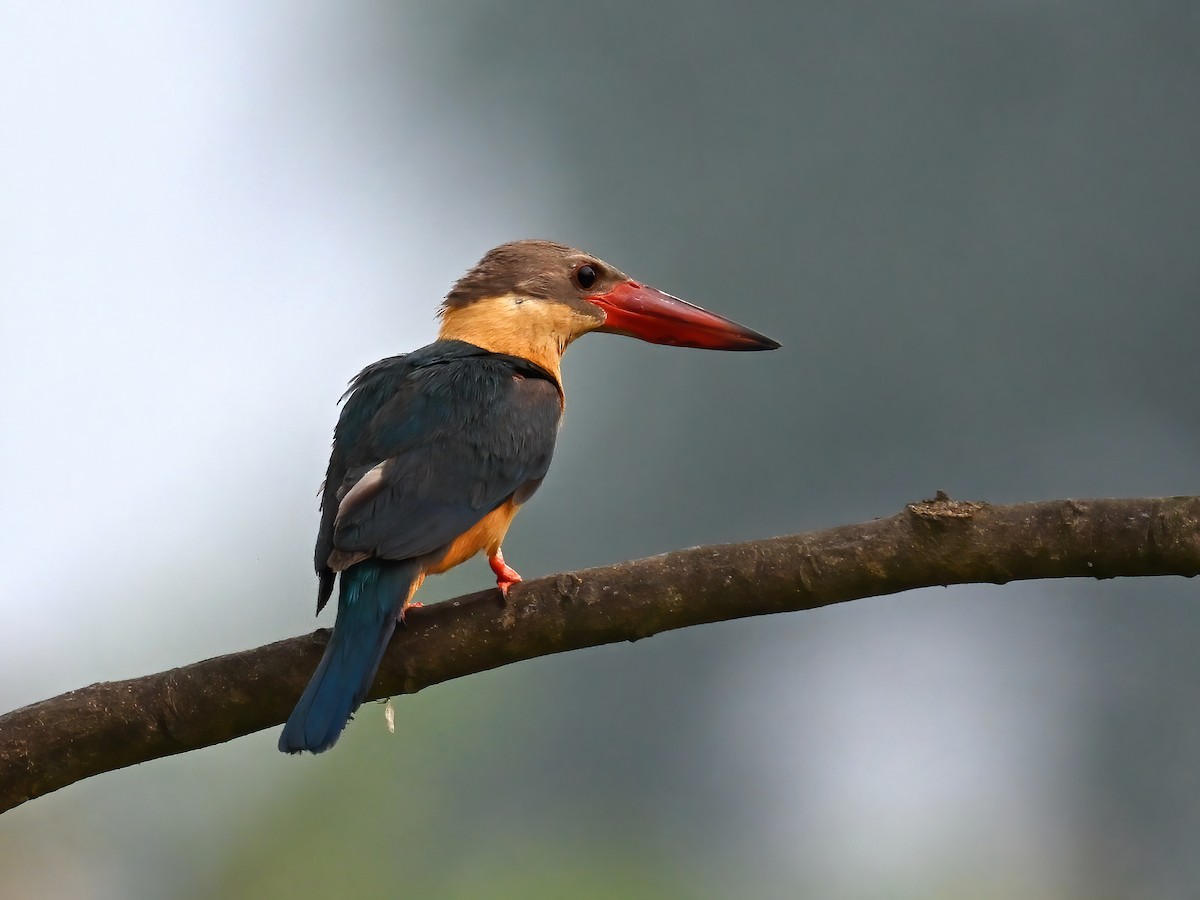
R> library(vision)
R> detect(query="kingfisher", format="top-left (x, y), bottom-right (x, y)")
top-left (279, 240), bottom-right (778, 753)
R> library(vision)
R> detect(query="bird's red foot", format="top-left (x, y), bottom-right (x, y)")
top-left (399, 601), bottom-right (424, 626)
top-left (489, 550), bottom-right (522, 598)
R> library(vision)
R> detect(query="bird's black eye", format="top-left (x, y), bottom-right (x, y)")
top-left (575, 264), bottom-right (598, 290)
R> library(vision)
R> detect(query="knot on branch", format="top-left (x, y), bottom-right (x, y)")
top-left (906, 490), bottom-right (989, 522)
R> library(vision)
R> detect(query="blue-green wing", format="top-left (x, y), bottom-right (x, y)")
top-left (314, 341), bottom-right (561, 610)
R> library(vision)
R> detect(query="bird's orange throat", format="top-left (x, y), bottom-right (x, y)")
top-left (437, 294), bottom-right (599, 386)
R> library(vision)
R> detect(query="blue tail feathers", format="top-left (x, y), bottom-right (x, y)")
top-left (279, 560), bottom-right (418, 754)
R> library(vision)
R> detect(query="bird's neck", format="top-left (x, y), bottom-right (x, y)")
top-left (437, 294), bottom-right (595, 386)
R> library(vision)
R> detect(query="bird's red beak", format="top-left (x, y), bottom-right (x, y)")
top-left (588, 281), bottom-right (780, 351)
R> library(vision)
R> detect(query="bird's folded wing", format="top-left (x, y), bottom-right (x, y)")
top-left (315, 344), bottom-right (561, 602)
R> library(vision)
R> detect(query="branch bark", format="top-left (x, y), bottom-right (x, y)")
top-left (2, 494), bottom-right (1199, 814)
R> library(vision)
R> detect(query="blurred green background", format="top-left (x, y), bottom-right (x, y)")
top-left (2, 2), bottom-right (1198, 897)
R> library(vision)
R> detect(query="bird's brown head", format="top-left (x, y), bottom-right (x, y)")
top-left (438, 239), bottom-right (779, 378)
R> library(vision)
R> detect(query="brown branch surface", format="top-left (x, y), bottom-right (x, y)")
top-left (2, 495), bottom-right (1199, 813)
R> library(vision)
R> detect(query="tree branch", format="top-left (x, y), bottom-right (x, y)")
top-left (3, 494), bottom-right (1199, 813)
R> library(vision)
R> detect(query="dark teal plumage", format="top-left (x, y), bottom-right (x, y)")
top-left (279, 340), bottom-right (562, 754)
top-left (278, 559), bottom-right (419, 753)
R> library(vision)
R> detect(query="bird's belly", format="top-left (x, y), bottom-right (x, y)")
top-left (427, 499), bottom-right (520, 575)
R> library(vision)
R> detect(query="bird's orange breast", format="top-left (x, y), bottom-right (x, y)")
top-left (426, 498), bottom-right (521, 575)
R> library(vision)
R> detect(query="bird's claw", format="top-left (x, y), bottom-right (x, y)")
top-left (398, 601), bottom-right (424, 626)
top-left (489, 551), bottom-right (522, 598)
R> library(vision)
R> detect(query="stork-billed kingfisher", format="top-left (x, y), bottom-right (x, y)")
top-left (279, 240), bottom-right (778, 753)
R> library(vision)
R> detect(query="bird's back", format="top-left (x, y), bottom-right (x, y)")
top-left (314, 340), bottom-right (562, 611)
